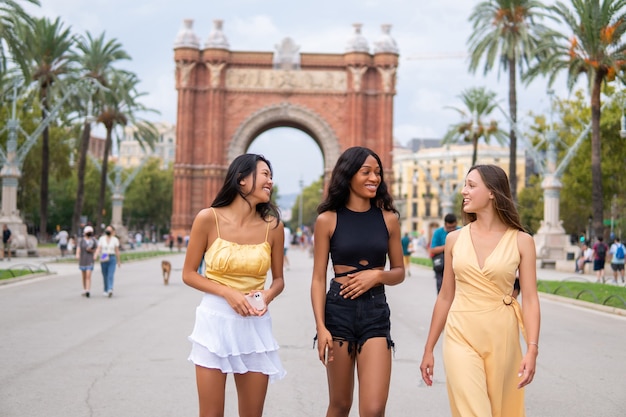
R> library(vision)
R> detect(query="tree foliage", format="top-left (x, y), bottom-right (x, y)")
top-left (289, 177), bottom-right (324, 231)
top-left (468, 0), bottom-right (552, 201)
top-left (123, 158), bottom-right (173, 237)
top-left (526, 0), bottom-right (626, 238)
top-left (524, 88), bottom-right (626, 240)
top-left (442, 86), bottom-right (508, 165)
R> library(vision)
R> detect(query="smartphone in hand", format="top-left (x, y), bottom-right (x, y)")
top-left (324, 345), bottom-right (329, 366)
top-left (245, 292), bottom-right (266, 311)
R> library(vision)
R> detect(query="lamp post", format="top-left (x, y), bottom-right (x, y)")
top-left (494, 89), bottom-right (619, 262)
top-left (0, 80), bottom-right (84, 253)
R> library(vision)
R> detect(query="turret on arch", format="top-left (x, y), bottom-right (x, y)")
top-left (171, 19), bottom-right (399, 234)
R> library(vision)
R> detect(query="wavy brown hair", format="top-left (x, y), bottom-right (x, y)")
top-left (462, 164), bottom-right (524, 231)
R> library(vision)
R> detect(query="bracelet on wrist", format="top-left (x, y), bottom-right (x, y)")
top-left (528, 342), bottom-right (539, 349)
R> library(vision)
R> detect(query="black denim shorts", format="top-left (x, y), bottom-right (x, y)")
top-left (323, 280), bottom-right (394, 355)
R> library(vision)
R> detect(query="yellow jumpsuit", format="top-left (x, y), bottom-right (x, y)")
top-left (444, 225), bottom-right (526, 417)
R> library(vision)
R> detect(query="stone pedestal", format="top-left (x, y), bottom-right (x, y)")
top-left (533, 230), bottom-right (572, 261)
top-left (0, 219), bottom-right (38, 256)
top-left (534, 175), bottom-right (575, 263)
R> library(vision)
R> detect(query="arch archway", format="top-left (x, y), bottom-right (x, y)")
top-left (171, 20), bottom-right (399, 233)
top-left (228, 102), bottom-right (340, 176)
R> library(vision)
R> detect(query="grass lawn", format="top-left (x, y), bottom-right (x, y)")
top-left (55, 250), bottom-right (171, 263)
top-left (537, 280), bottom-right (626, 310)
top-left (0, 250), bottom-right (172, 281)
top-left (0, 267), bottom-right (48, 281)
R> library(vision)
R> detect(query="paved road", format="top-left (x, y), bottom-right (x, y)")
top-left (0, 250), bottom-right (625, 417)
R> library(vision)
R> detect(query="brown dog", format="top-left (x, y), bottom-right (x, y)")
top-left (161, 260), bottom-right (172, 285)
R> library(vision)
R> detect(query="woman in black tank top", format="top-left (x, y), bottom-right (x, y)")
top-left (311, 146), bottom-right (405, 416)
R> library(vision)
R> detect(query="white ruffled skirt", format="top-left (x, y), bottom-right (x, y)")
top-left (188, 293), bottom-right (286, 383)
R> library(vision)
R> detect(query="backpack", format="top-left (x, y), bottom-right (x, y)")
top-left (597, 243), bottom-right (607, 259)
top-left (616, 244), bottom-right (625, 260)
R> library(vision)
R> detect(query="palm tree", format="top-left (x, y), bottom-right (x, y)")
top-left (442, 87), bottom-right (508, 165)
top-left (70, 32), bottom-right (129, 237)
top-left (17, 16), bottom-right (74, 242)
top-left (468, 0), bottom-right (552, 201)
top-left (526, 0), bottom-right (626, 239)
top-left (0, 0), bottom-right (40, 74)
top-left (93, 69), bottom-right (158, 230)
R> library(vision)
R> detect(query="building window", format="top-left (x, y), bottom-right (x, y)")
top-left (412, 185), bottom-right (417, 198)
top-left (425, 201), bottom-right (431, 217)
top-left (411, 202), bottom-right (417, 217)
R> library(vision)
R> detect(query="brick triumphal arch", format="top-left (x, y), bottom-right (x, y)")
top-left (171, 20), bottom-right (399, 234)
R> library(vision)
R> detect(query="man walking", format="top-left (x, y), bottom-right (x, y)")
top-left (592, 236), bottom-right (609, 283)
top-left (609, 237), bottom-right (625, 285)
top-left (401, 232), bottom-right (412, 276)
top-left (1, 224), bottom-right (12, 261)
top-left (429, 214), bottom-right (459, 293)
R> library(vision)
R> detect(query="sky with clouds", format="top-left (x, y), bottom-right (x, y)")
top-left (25, 0), bottom-right (574, 195)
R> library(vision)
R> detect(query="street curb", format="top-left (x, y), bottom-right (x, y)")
top-left (539, 292), bottom-right (626, 317)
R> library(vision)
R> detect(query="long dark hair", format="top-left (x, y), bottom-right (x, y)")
top-left (211, 153), bottom-right (280, 223)
top-left (462, 164), bottom-right (524, 231)
top-left (317, 146), bottom-right (397, 214)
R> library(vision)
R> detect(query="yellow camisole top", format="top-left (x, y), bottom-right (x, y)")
top-left (203, 208), bottom-right (271, 293)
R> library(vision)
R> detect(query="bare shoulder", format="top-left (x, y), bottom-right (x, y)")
top-left (315, 210), bottom-right (336, 228)
top-left (516, 230), bottom-right (535, 246)
top-left (194, 207), bottom-right (215, 223)
top-left (447, 227), bottom-right (462, 242)
top-left (266, 215), bottom-right (284, 232)
top-left (382, 209), bottom-right (400, 223)
top-left (382, 209), bottom-right (400, 230)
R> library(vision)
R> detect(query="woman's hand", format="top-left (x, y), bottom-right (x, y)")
top-left (224, 289), bottom-right (265, 317)
top-left (339, 270), bottom-right (379, 299)
top-left (316, 327), bottom-right (334, 366)
top-left (245, 290), bottom-right (268, 316)
top-left (517, 347), bottom-right (538, 388)
top-left (420, 350), bottom-right (435, 386)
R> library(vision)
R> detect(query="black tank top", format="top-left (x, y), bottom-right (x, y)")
top-left (330, 205), bottom-right (389, 277)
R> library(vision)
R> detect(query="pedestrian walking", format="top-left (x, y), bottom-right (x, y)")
top-left (592, 236), bottom-right (608, 283)
top-left (310, 146), bottom-right (405, 416)
top-left (429, 213), bottom-right (459, 294)
top-left (283, 223), bottom-right (292, 270)
top-left (76, 226), bottom-right (97, 298)
top-left (182, 153), bottom-right (286, 417)
top-left (93, 225), bottom-right (121, 297)
top-left (420, 164), bottom-right (541, 417)
top-left (55, 228), bottom-right (69, 257)
top-left (401, 232), bottom-right (412, 276)
top-left (1, 224), bottom-right (12, 261)
top-left (609, 237), bottom-right (625, 285)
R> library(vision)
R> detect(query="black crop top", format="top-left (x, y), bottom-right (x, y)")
top-left (330, 205), bottom-right (389, 277)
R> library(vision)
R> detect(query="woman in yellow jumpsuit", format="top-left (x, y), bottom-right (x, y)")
top-left (420, 165), bottom-right (541, 417)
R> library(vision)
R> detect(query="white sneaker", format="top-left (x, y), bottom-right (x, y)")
top-left (103, 292), bottom-right (109, 297)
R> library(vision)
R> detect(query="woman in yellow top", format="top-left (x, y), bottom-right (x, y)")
top-left (182, 154), bottom-right (286, 417)
top-left (420, 164), bottom-right (541, 417)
